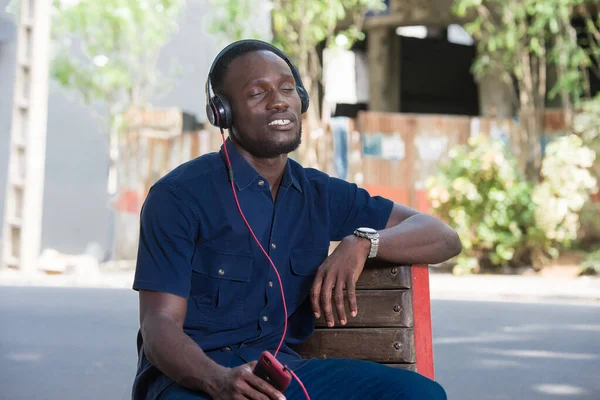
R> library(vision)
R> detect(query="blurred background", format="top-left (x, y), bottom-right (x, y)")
top-left (0, 0), bottom-right (599, 399)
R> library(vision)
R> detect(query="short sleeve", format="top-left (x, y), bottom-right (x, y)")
top-left (132, 183), bottom-right (199, 299)
top-left (328, 177), bottom-right (394, 241)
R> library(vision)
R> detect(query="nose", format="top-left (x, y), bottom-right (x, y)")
top-left (267, 91), bottom-right (290, 112)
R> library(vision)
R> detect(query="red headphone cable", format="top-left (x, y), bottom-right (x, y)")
top-left (219, 129), bottom-right (311, 400)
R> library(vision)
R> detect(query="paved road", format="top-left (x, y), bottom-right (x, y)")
top-left (1, 287), bottom-right (599, 400)
top-left (432, 299), bottom-right (600, 400)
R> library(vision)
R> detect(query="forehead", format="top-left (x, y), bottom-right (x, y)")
top-left (225, 50), bottom-right (292, 86)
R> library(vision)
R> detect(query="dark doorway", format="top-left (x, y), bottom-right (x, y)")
top-left (400, 36), bottom-right (480, 116)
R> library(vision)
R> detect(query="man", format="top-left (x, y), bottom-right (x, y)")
top-left (132, 39), bottom-right (462, 400)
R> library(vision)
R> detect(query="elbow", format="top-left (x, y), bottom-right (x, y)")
top-left (140, 317), bottom-right (163, 367)
top-left (141, 327), bottom-right (158, 367)
top-left (144, 342), bottom-right (158, 367)
top-left (445, 229), bottom-right (463, 258)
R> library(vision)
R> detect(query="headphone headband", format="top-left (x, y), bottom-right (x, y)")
top-left (205, 39), bottom-right (309, 129)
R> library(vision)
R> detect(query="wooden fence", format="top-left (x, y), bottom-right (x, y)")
top-left (112, 108), bottom-right (221, 260)
top-left (110, 107), bottom-right (569, 259)
top-left (351, 110), bottom-right (567, 213)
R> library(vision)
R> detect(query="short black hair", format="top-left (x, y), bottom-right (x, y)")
top-left (209, 41), bottom-right (286, 94)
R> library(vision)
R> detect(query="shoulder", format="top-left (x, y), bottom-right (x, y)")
top-left (288, 158), bottom-right (334, 186)
top-left (142, 152), bottom-right (226, 219)
top-left (287, 159), bottom-right (358, 199)
top-left (152, 151), bottom-right (225, 193)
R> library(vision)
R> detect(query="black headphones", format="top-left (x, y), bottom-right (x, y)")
top-left (205, 39), bottom-right (309, 129)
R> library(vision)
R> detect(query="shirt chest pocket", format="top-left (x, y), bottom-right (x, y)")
top-left (188, 247), bottom-right (253, 328)
top-left (289, 248), bottom-right (329, 309)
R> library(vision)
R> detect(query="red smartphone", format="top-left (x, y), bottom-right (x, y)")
top-left (253, 351), bottom-right (292, 393)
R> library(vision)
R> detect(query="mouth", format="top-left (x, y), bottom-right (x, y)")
top-left (268, 119), bottom-right (294, 130)
top-left (267, 113), bottom-right (296, 131)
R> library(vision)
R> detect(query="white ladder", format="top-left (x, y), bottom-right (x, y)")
top-left (2, 0), bottom-right (51, 272)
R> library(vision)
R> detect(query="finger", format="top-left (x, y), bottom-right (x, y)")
top-left (334, 277), bottom-right (347, 325)
top-left (346, 276), bottom-right (358, 318)
top-left (247, 373), bottom-right (286, 400)
top-left (311, 267), bottom-right (325, 318)
top-left (236, 379), bottom-right (269, 400)
top-left (320, 272), bottom-right (336, 327)
top-left (240, 366), bottom-right (273, 400)
top-left (240, 363), bottom-right (254, 375)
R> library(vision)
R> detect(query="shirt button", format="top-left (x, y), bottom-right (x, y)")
top-left (271, 243), bottom-right (276, 249)
top-left (268, 281), bottom-right (274, 288)
top-left (258, 180), bottom-right (265, 186)
top-left (218, 269), bottom-right (225, 275)
top-left (262, 316), bottom-right (269, 322)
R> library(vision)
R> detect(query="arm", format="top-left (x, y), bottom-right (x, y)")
top-left (139, 290), bottom-right (225, 394)
top-left (135, 185), bottom-right (217, 389)
top-left (313, 181), bottom-right (462, 327)
top-left (140, 291), bottom-right (285, 400)
top-left (136, 185), bottom-right (286, 400)
top-left (371, 202), bottom-right (462, 265)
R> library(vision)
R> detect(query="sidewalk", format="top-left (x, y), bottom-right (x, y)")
top-left (0, 267), bottom-right (135, 289)
top-left (429, 273), bottom-right (600, 302)
top-left (1, 267), bottom-right (599, 302)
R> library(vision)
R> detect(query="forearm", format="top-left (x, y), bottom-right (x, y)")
top-left (375, 214), bottom-right (462, 265)
top-left (142, 315), bottom-right (226, 395)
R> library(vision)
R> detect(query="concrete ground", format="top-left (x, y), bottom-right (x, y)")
top-left (1, 287), bottom-right (598, 400)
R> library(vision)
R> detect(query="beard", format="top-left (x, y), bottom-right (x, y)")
top-left (231, 122), bottom-right (302, 158)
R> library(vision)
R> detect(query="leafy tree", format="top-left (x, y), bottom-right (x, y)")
top-left (207, 0), bottom-right (386, 167)
top-left (9, 0), bottom-right (185, 195)
top-left (453, 0), bottom-right (600, 181)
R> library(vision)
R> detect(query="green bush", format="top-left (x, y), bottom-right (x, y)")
top-left (573, 95), bottom-right (600, 156)
top-left (426, 136), bottom-right (537, 274)
top-left (572, 95), bottom-right (600, 247)
top-left (427, 134), bottom-right (597, 275)
top-left (580, 248), bottom-right (600, 275)
top-left (532, 135), bottom-right (597, 246)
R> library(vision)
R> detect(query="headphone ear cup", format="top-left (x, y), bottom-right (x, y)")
top-left (207, 94), bottom-right (233, 129)
top-left (206, 102), bottom-right (218, 127)
top-left (296, 86), bottom-right (309, 114)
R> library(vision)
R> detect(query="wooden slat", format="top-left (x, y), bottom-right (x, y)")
top-left (384, 363), bottom-right (417, 372)
top-left (293, 328), bottom-right (415, 363)
top-left (315, 290), bottom-right (413, 328)
top-left (357, 262), bottom-right (411, 289)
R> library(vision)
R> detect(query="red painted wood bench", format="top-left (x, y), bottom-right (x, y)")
top-left (292, 262), bottom-right (434, 379)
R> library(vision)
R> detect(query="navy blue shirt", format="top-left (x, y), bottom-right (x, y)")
top-left (132, 138), bottom-right (394, 399)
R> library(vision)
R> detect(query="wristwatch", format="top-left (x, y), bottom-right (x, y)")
top-left (353, 227), bottom-right (380, 259)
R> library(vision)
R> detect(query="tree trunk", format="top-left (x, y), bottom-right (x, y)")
top-left (555, 34), bottom-right (574, 129)
top-left (518, 50), bottom-right (544, 182)
top-left (294, 45), bottom-right (323, 169)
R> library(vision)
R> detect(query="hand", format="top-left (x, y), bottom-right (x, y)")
top-left (310, 235), bottom-right (370, 327)
top-left (210, 362), bottom-right (286, 400)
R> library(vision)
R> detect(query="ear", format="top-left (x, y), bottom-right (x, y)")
top-left (207, 93), bottom-right (233, 129)
top-left (297, 85), bottom-right (309, 114)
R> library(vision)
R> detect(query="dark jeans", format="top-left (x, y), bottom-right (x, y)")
top-left (158, 358), bottom-right (447, 400)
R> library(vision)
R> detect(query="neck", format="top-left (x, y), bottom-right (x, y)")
top-left (229, 137), bottom-right (287, 198)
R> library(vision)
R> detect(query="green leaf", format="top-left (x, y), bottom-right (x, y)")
top-left (549, 18), bottom-right (559, 33)
top-left (50, 0), bottom-right (185, 113)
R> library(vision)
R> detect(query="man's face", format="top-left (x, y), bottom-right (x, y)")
top-left (222, 50), bottom-right (303, 158)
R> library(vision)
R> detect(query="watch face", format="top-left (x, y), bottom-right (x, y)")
top-left (358, 227), bottom-right (377, 234)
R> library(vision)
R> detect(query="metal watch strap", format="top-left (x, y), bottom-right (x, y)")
top-left (354, 228), bottom-right (380, 258)
top-left (368, 235), bottom-right (379, 258)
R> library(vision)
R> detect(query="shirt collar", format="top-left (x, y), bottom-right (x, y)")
top-left (219, 137), bottom-right (302, 193)
top-left (281, 159), bottom-right (303, 193)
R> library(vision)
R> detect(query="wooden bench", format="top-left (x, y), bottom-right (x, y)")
top-left (292, 262), bottom-right (435, 379)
